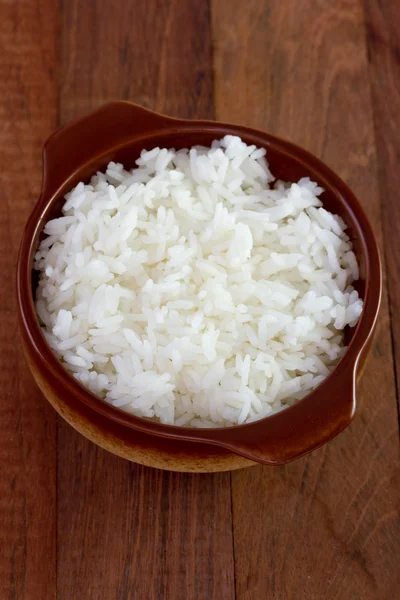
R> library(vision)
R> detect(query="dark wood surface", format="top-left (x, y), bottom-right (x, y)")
top-left (0, 1), bottom-right (399, 598)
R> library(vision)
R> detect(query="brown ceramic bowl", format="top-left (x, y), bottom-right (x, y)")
top-left (17, 102), bottom-right (381, 472)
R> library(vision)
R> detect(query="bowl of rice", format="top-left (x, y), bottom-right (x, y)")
top-left (17, 102), bottom-right (381, 471)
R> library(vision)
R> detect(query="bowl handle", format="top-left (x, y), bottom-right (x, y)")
top-left (42, 102), bottom-right (172, 199)
top-left (211, 357), bottom-right (358, 465)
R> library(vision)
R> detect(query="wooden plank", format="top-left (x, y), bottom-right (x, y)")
top-left (57, 1), bottom-right (235, 599)
top-left (364, 0), bottom-right (400, 412)
top-left (211, 1), bottom-right (400, 599)
top-left (0, 0), bottom-right (58, 598)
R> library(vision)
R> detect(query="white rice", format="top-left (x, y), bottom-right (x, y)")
top-left (34, 136), bottom-right (363, 427)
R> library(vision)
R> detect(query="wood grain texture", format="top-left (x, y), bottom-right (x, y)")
top-left (211, 1), bottom-right (400, 598)
top-left (57, 1), bottom-right (235, 599)
top-left (0, 0), bottom-right (58, 598)
top-left (1, 0), bottom-right (399, 598)
top-left (364, 0), bottom-right (400, 414)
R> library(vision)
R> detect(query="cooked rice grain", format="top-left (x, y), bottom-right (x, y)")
top-left (35, 136), bottom-right (363, 426)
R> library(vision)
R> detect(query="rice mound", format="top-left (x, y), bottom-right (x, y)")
top-left (34, 136), bottom-right (363, 427)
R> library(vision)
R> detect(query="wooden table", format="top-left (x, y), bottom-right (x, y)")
top-left (1, 1), bottom-right (399, 598)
